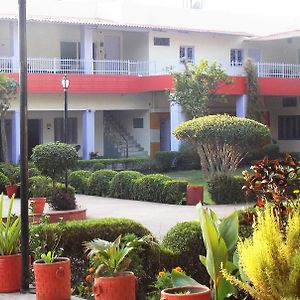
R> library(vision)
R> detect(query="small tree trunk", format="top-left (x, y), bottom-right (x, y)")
top-left (1, 117), bottom-right (8, 162)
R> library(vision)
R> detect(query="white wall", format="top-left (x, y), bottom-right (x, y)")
top-left (123, 32), bottom-right (149, 61)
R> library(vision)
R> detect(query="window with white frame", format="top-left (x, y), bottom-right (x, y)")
top-left (54, 117), bottom-right (78, 144)
top-left (180, 46), bottom-right (194, 63)
top-left (278, 115), bottom-right (300, 140)
top-left (230, 49), bottom-right (243, 66)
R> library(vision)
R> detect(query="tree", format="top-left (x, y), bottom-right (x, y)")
top-left (0, 73), bottom-right (18, 162)
top-left (169, 60), bottom-right (231, 118)
top-left (174, 114), bottom-right (271, 178)
top-left (244, 59), bottom-right (265, 123)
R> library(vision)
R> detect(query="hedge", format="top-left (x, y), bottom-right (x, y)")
top-left (154, 151), bottom-right (178, 171)
top-left (88, 169), bottom-right (118, 196)
top-left (162, 180), bottom-right (188, 204)
top-left (109, 171), bottom-right (144, 199)
top-left (69, 170), bottom-right (92, 194)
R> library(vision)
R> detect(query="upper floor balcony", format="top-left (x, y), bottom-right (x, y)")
top-left (1, 56), bottom-right (300, 79)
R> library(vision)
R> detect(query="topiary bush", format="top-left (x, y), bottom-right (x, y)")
top-left (162, 221), bottom-right (209, 285)
top-left (28, 167), bottom-right (41, 178)
top-left (88, 169), bottom-right (117, 196)
top-left (31, 142), bottom-right (78, 186)
top-left (109, 171), bottom-right (144, 199)
top-left (0, 172), bottom-right (9, 193)
top-left (132, 174), bottom-right (172, 202)
top-left (28, 175), bottom-right (52, 198)
top-left (208, 173), bottom-right (254, 204)
top-left (69, 170), bottom-right (92, 194)
top-left (154, 151), bottom-right (179, 171)
top-left (162, 180), bottom-right (188, 204)
top-left (49, 184), bottom-right (76, 210)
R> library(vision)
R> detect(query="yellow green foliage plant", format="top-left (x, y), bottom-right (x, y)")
top-left (222, 204), bottom-right (300, 300)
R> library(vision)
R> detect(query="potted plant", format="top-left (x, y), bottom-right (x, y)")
top-left (28, 176), bottom-right (52, 214)
top-left (0, 194), bottom-right (21, 292)
top-left (32, 230), bottom-right (71, 300)
top-left (161, 286), bottom-right (210, 300)
top-left (84, 234), bottom-right (147, 300)
top-left (1, 164), bottom-right (20, 198)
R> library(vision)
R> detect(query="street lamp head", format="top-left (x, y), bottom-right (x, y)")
top-left (61, 74), bottom-right (70, 91)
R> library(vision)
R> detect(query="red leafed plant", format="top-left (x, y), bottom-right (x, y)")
top-left (242, 154), bottom-right (300, 217)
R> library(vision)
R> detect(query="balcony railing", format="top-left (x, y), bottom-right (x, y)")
top-left (1, 57), bottom-right (300, 78)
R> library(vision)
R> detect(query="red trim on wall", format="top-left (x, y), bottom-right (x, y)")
top-left (7, 73), bottom-right (300, 96)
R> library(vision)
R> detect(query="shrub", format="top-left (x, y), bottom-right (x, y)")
top-left (88, 170), bottom-right (117, 196)
top-left (132, 160), bottom-right (159, 174)
top-left (162, 221), bottom-right (209, 285)
top-left (69, 170), bottom-right (92, 194)
top-left (48, 184), bottom-right (76, 210)
top-left (92, 162), bottom-right (105, 171)
top-left (133, 174), bottom-right (172, 202)
top-left (28, 167), bottom-right (41, 178)
top-left (28, 175), bottom-right (52, 198)
top-left (162, 180), bottom-right (188, 204)
top-left (177, 142), bottom-right (200, 170)
top-left (31, 142), bottom-right (78, 185)
top-left (208, 173), bottom-right (252, 204)
top-left (109, 171), bottom-right (144, 199)
top-left (174, 114), bottom-right (271, 177)
top-left (0, 172), bottom-right (9, 193)
top-left (154, 151), bottom-right (178, 171)
top-left (0, 162), bottom-right (20, 184)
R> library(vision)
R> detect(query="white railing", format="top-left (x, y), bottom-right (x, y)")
top-left (256, 62), bottom-right (300, 78)
top-left (2, 57), bottom-right (300, 78)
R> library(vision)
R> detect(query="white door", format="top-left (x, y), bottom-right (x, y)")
top-left (103, 36), bottom-right (120, 60)
top-left (248, 49), bottom-right (261, 63)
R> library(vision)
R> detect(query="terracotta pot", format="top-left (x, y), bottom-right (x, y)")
top-left (33, 257), bottom-right (71, 300)
top-left (186, 185), bottom-right (204, 205)
top-left (5, 185), bottom-right (18, 199)
top-left (29, 197), bottom-right (46, 214)
top-left (93, 271), bottom-right (136, 300)
top-left (0, 253), bottom-right (21, 292)
top-left (161, 285), bottom-right (210, 300)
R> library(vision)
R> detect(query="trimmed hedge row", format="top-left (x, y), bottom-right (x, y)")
top-left (69, 169), bottom-right (188, 204)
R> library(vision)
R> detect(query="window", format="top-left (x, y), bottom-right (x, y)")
top-left (154, 37), bottom-right (170, 46)
top-left (278, 115), bottom-right (300, 140)
top-left (54, 118), bottom-right (78, 144)
top-left (133, 118), bottom-right (143, 128)
top-left (283, 97), bottom-right (297, 107)
top-left (180, 46), bottom-right (194, 63)
top-left (230, 49), bottom-right (243, 66)
top-left (60, 41), bottom-right (81, 71)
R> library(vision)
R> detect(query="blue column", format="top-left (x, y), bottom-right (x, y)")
top-left (82, 109), bottom-right (95, 160)
top-left (11, 111), bottom-right (20, 163)
top-left (236, 94), bottom-right (248, 118)
top-left (170, 102), bottom-right (185, 151)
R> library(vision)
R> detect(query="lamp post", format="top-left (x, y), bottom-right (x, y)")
top-left (61, 74), bottom-right (70, 190)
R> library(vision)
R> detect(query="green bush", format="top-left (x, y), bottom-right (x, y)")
top-left (208, 173), bottom-right (253, 204)
top-left (109, 171), bottom-right (144, 199)
top-left (28, 175), bottom-right (52, 198)
top-left (133, 174), bottom-right (171, 202)
top-left (31, 142), bottom-right (78, 184)
top-left (88, 170), bottom-right (117, 196)
top-left (177, 142), bottom-right (200, 170)
top-left (162, 180), bottom-right (188, 204)
top-left (49, 184), bottom-right (76, 210)
top-left (0, 172), bottom-right (9, 193)
top-left (92, 162), bottom-right (105, 171)
top-left (154, 151), bottom-right (178, 171)
top-left (0, 163), bottom-right (20, 184)
top-left (29, 218), bottom-right (175, 300)
top-left (132, 160), bottom-right (159, 174)
top-left (69, 170), bottom-right (92, 194)
top-left (162, 221), bottom-right (209, 285)
top-left (28, 167), bottom-right (41, 178)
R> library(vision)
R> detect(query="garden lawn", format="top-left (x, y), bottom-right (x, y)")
top-left (164, 169), bottom-right (247, 205)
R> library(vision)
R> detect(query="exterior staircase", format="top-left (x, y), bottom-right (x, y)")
top-left (104, 112), bottom-right (147, 157)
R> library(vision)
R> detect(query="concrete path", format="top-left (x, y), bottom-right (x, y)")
top-left (2, 194), bottom-right (250, 240)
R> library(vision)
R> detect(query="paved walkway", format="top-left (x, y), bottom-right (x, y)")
top-left (3, 194), bottom-right (249, 240)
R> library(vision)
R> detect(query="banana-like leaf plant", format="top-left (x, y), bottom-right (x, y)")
top-left (197, 204), bottom-right (238, 300)
top-left (0, 194), bottom-right (21, 255)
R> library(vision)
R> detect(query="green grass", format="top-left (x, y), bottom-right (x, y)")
top-left (164, 168), bottom-right (248, 205)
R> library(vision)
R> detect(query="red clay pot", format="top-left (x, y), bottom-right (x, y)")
top-left (161, 285), bottom-right (210, 300)
top-left (0, 253), bottom-right (21, 292)
top-left (33, 257), bottom-right (71, 300)
top-left (186, 185), bottom-right (204, 205)
top-left (93, 271), bottom-right (136, 300)
top-left (29, 197), bottom-right (46, 214)
top-left (5, 185), bottom-right (18, 199)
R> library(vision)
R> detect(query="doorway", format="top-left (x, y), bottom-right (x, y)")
top-left (160, 118), bottom-right (171, 151)
top-left (28, 119), bottom-right (42, 158)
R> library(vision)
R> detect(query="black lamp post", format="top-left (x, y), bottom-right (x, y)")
top-left (61, 74), bottom-right (70, 190)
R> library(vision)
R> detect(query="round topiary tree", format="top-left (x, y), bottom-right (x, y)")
top-left (174, 114), bottom-right (271, 178)
top-left (31, 142), bottom-right (78, 188)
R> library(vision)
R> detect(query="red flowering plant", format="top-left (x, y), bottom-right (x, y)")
top-left (242, 153), bottom-right (300, 223)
